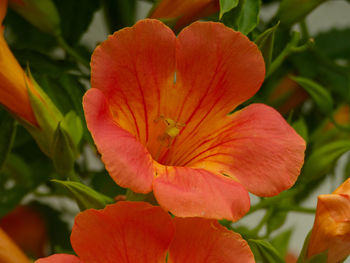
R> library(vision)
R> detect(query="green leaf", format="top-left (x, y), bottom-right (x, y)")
top-left (301, 140), bottom-right (350, 183)
top-left (291, 76), bottom-right (333, 115)
top-left (270, 229), bottom-right (293, 258)
top-left (52, 179), bottom-right (114, 211)
top-left (219, 0), bottom-right (239, 19)
top-left (0, 111), bottom-right (17, 171)
top-left (234, 0), bottom-right (261, 35)
top-left (103, 0), bottom-right (136, 33)
top-left (248, 239), bottom-right (285, 263)
top-left (53, 0), bottom-right (100, 45)
top-left (267, 209), bottom-right (288, 234)
top-left (278, 0), bottom-right (327, 27)
top-left (255, 22), bottom-right (279, 70)
top-left (315, 28), bottom-right (350, 60)
top-left (292, 117), bottom-right (309, 142)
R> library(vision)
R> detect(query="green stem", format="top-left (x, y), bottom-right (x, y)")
top-left (299, 20), bottom-right (310, 41)
top-left (251, 209), bottom-right (273, 236)
top-left (56, 35), bottom-right (90, 68)
top-left (280, 205), bottom-right (316, 214)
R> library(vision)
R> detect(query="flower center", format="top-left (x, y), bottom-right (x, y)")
top-left (153, 115), bottom-right (185, 162)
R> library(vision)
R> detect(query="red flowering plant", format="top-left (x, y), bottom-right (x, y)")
top-left (2, 0), bottom-right (350, 262)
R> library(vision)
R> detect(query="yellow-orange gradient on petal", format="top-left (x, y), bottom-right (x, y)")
top-left (0, 0), bottom-right (38, 125)
top-left (84, 19), bottom-right (306, 221)
top-left (0, 228), bottom-right (31, 263)
top-left (35, 202), bottom-right (255, 263)
top-left (307, 178), bottom-right (350, 263)
top-left (149, 0), bottom-right (219, 32)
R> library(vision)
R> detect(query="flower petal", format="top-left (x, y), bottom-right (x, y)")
top-left (0, 0), bottom-right (7, 25)
top-left (153, 165), bottom-right (250, 220)
top-left (159, 21), bottom-right (265, 165)
top-left (71, 202), bottom-right (174, 263)
top-left (180, 103), bottom-right (305, 197)
top-left (168, 218), bottom-right (255, 263)
top-left (90, 19), bottom-right (176, 156)
top-left (83, 88), bottom-right (154, 193)
top-left (35, 254), bottom-right (81, 263)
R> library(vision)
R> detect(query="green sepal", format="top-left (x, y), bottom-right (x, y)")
top-left (255, 22), bottom-right (280, 70)
top-left (52, 179), bottom-right (114, 211)
top-left (50, 122), bottom-right (76, 174)
top-left (219, 0), bottom-right (239, 20)
top-left (248, 239), bottom-right (284, 263)
top-left (23, 69), bottom-right (63, 157)
top-left (60, 111), bottom-right (83, 149)
top-left (9, 0), bottom-right (61, 36)
top-left (291, 76), bottom-right (333, 115)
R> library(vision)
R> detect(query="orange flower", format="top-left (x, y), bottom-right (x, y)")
top-left (0, 205), bottom-right (48, 258)
top-left (35, 201), bottom-right (255, 263)
top-left (149, 0), bottom-right (219, 32)
top-left (0, 228), bottom-right (31, 263)
top-left (307, 178), bottom-right (350, 262)
top-left (83, 19), bottom-right (305, 220)
top-left (0, 0), bottom-right (38, 125)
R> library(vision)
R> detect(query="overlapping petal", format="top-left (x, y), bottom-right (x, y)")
top-left (35, 202), bottom-right (255, 263)
top-left (0, 228), bottom-right (31, 263)
top-left (85, 19), bottom-right (305, 220)
top-left (168, 218), bottom-right (255, 263)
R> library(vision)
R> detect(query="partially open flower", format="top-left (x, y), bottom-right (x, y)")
top-left (307, 178), bottom-right (350, 263)
top-left (84, 19), bottom-right (305, 221)
top-left (0, 0), bottom-right (38, 125)
top-left (36, 201), bottom-right (255, 263)
top-left (149, 0), bottom-right (219, 32)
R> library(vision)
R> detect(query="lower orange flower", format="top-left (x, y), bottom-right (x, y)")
top-left (35, 201), bottom-right (255, 263)
top-left (84, 19), bottom-right (306, 221)
top-left (307, 178), bottom-right (350, 263)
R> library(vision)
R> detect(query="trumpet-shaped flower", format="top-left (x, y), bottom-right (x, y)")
top-left (149, 0), bottom-right (219, 32)
top-left (83, 19), bottom-right (305, 220)
top-left (36, 201), bottom-right (255, 263)
top-left (0, 0), bottom-right (37, 125)
top-left (307, 178), bottom-right (350, 263)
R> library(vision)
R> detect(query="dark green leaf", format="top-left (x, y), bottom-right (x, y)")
top-left (52, 179), bottom-right (114, 211)
top-left (234, 0), bottom-right (261, 35)
top-left (270, 229), bottom-right (293, 258)
top-left (219, 0), bottom-right (239, 19)
top-left (255, 22), bottom-right (279, 70)
top-left (291, 76), bottom-right (333, 115)
top-left (248, 239), bottom-right (285, 263)
top-left (315, 28), bottom-right (350, 60)
top-left (53, 0), bottom-right (100, 45)
top-left (103, 0), bottom-right (136, 33)
top-left (0, 110), bottom-right (17, 171)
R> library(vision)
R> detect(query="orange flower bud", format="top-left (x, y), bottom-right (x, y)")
top-left (0, 206), bottom-right (48, 258)
top-left (0, 228), bottom-right (31, 263)
top-left (307, 178), bottom-right (350, 263)
top-left (149, 0), bottom-right (219, 32)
